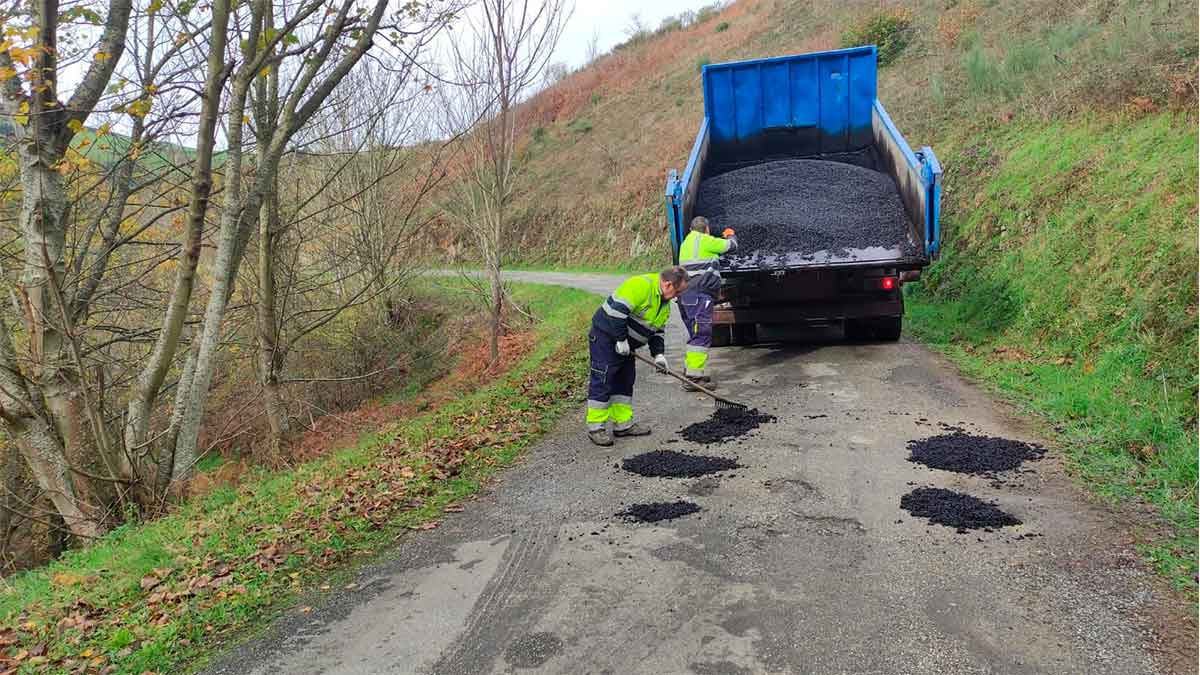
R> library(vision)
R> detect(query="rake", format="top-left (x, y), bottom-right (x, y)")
top-left (632, 351), bottom-right (748, 411)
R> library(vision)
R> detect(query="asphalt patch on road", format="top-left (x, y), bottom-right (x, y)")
top-left (900, 487), bottom-right (1022, 533)
top-left (695, 159), bottom-right (918, 268)
top-left (621, 450), bottom-right (740, 478)
top-left (617, 501), bottom-right (701, 524)
top-left (907, 432), bottom-right (1045, 475)
top-left (679, 407), bottom-right (776, 445)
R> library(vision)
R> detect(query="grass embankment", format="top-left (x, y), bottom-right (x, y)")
top-left (906, 112), bottom-right (1198, 594)
top-left (0, 282), bottom-right (598, 674)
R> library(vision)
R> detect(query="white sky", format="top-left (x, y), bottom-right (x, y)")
top-left (554, 1), bottom-right (715, 68)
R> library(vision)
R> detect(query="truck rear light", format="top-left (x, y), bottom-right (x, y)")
top-left (881, 277), bottom-right (896, 291)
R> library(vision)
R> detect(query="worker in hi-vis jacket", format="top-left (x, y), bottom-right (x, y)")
top-left (585, 267), bottom-right (689, 446)
top-left (676, 216), bottom-right (737, 390)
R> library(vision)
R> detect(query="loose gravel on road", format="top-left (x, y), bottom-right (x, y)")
top-left (695, 159), bottom-right (918, 267)
top-left (900, 487), bottom-right (1022, 533)
top-left (617, 501), bottom-right (702, 523)
top-left (679, 408), bottom-right (776, 445)
top-left (621, 450), bottom-right (740, 478)
top-left (907, 433), bottom-right (1045, 475)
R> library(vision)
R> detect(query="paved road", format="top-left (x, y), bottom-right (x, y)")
top-left (208, 271), bottom-right (1175, 675)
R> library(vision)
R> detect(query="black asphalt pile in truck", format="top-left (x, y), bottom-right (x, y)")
top-left (695, 159), bottom-right (919, 266)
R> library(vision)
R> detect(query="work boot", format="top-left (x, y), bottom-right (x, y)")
top-left (681, 376), bottom-right (715, 391)
top-left (587, 428), bottom-right (614, 447)
top-left (613, 423), bottom-right (651, 438)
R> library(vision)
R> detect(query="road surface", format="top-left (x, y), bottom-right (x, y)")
top-left (207, 271), bottom-right (1182, 675)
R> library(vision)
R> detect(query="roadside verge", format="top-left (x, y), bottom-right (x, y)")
top-left (0, 282), bottom-right (598, 674)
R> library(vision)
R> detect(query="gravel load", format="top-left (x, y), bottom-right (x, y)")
top-left (616, 501), bottom-right (701, 523)
top-left (679, 407), bottom-right (776, 445)
top-left (695, 159), bottom-right (919, 267)
top-left (621, 450), bottom-right (740, 478)
top-left (900, 487), bottom-right (1022, 533)
top-left (907, 433), bottom-right (1045, 475)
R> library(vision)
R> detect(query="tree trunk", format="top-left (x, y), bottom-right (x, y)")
top-left (257, 188), bottom-right (289, 452)
top-left (488, 257), bottom-right (502, 367)
top-left (125, 0), bottom-right (230, 475)
top-left (0, 316), bottom-right (100, 539)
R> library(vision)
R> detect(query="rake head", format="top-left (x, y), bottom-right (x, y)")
top-left (714, 396), bottom-right (749, 411)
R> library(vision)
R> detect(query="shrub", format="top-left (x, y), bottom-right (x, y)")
top-left (569, 118), bottom-right (593, 134)
top-left (657, 16), bottom-right (684, 35)
top-left (532, 126), bottom-right (546, 143)
top-left (695, 2), bottom-right (722, 24)
top-left (715, 21), bottom-right (730, 33)
top-left (697, 55), bottom-right (711, 72)
top-left (590, 92), bottom-right (601, 105)
top-left (675, 97), bottom-right (685, 107)
top-left (840, 8), bottom-right (913, 67)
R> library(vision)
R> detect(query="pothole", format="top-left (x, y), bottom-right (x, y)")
top-left (621, 450), bottom-right (740, 478)
top-left (616, 501), bottom-right (701, 524)
top-left (907, 433), bottom-right (1044, 475)
top-left (900, 487), bottom-right (1021, 533)
top-left (679, 408), bottom-right (776, 445)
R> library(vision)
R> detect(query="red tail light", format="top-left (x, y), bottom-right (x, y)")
top-left (881, 277), bottom-right (896, 291)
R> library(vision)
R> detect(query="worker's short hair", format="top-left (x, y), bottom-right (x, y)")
top-left (660, 266), bottom-right (688, 290)
top-left (690, 216), bottom-right (710, 233)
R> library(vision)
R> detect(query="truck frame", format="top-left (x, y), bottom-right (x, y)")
top-left (664, 46), bottom-right (942, 344)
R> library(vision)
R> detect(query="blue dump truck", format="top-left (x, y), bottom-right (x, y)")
top-left (664, 46), bottom-right (942, 344)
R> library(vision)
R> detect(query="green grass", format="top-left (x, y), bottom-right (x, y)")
top-left (0, 282), bottom-right (599, 674)
top-left (907, 111), bottom-right (1198, 595)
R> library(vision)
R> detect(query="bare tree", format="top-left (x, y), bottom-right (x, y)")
top-left (624, 12), bottom-right (645, 39)
top-left (442, 0), bottom-right (569, 368)
top-left (248, 28), bottom-right (454, 453)
top-left (543, 61), bottom-right (569, 87)
top-left (164, 0), bottom-right (437, 486)
top-left (584, 28), bottom-right (601, 63)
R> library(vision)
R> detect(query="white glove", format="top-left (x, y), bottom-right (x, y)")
top-left (653, 354), bottom-right (669, 373)
top-left (614, 340), bottom-right (630, 356)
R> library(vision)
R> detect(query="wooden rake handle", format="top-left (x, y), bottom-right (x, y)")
top-left (631, 351), bottom-right (725, 402)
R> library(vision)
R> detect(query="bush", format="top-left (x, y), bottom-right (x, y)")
top-left (657, 16), bottom-right (684, 35)
top-left (715, 21), bottom-right (730, 32)
top-left (840, 8), bottom-right (913, 67)
top-left (675, 97), bottom-right (685, 107)
top-left (590, 92), bottom-right (601, 105)
top-left (697, 55), bottom-right (711, 72)
top-left (695, 2), bottom-right (722, 24)
top-left (568, 118), bottom-right (593, 134)
top-left (532, 126), bottom-right (546, 143)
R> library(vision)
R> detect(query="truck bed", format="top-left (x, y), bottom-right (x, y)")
top-left (665, 47), bottom-right (942, 271)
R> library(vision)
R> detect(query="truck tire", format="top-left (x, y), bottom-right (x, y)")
top-left (874, 316), bottom-right (902, 341)
top-left (711, 324), bottom-right (732, 348)
top-left (733, 323), bottom-right (757, 346)
top-left (844, 319), bottom-right (868, 342)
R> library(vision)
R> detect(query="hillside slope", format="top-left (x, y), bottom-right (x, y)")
top-left (444, 0), bottom-right (1198, 590)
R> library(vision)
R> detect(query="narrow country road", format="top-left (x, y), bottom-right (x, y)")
top-left (207, 271), bottom-right (1179, 675)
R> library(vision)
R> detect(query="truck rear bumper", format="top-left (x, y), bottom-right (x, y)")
top-left (713, 298), bottom-right (902, 324)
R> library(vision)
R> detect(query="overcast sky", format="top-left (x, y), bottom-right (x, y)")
top-left (553, 0), bottom-right (716, 68)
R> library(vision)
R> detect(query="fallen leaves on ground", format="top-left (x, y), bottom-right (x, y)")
top-left (0, 332), bottom-right (585, 673)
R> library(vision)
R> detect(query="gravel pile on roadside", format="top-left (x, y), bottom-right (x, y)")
top-left (695, 159), bottom-right (918, 266)
top-left (900, 487), bottom-right (1022, 533)
top-left (907, 433), bottom-right (1045, 475)
top-left (616, 501), bottom-right (701, 523)
top-left (621, 450), bottom-right (740, 478)
top-left (679, 407), bottom-right (776, 445)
